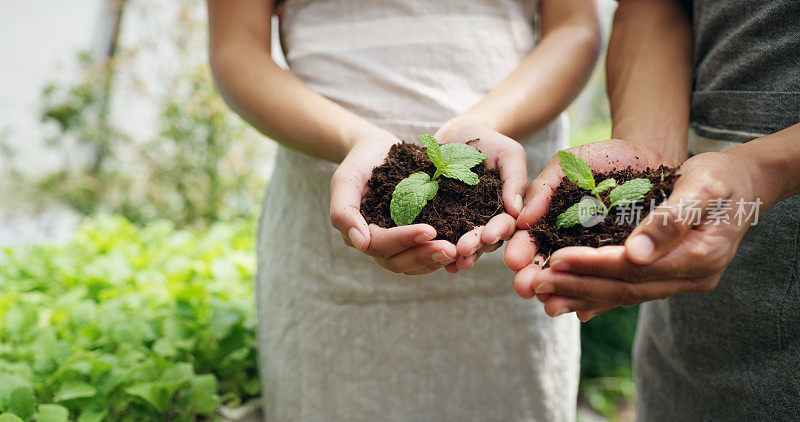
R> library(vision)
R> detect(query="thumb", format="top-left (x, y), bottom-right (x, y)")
top-left (625, 172), bottom-right (731, 264)
top-left (517, 154), bottom-right (561, 229)
top-left (330, 168), bottom-right (371, 252)
top-left (497, 143), bottom-right (528, 218)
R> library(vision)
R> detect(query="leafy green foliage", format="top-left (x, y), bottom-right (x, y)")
top-left (580, 306), bottom-right (640, 421)
top-left (555, 152), bottom-right (652, 229)
top-left (555, 198), bottom-right (598, 229)
top-left (558, 151), bottom-right (595, 191)
top-left (0, 216), bottom-right (259, 420)
top-left (390, 135), bottom-right (487, 226)
top-left (592, 178), bottom-right (617, 196)
top-left (28, 53), bottom-right (268, 228)
top-left (390, 172), bottom-right (439, 226)
top-left (608, 178), bottom-right (653, 207)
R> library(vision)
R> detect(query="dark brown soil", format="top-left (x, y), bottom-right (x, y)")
top-left (529, 166), bottom-right (679, 255)
top-left (361, 142), bottom-right (503, 244)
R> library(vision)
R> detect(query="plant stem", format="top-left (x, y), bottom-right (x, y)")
top-left (432, 169), bottom-right (442, 180)
top-left (594, 193), bottom-right (609, 215)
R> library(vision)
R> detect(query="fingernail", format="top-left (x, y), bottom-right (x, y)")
top-left (535, 283), bottom-right (555, 294)
top-left (549, 259), bottom-right (569, 271)
top-left (348, 227), bottom-right (365, 251)
top-left (514, 194), bottom-right (524, 214)
top-left (553, 307), bottom-right (570, 317)
top-left (414, 232), bottom-right (434, 243)
top-left (627, 234), bottom-right (655, 262)
top-left (431, 251), bottom-right (453, 264)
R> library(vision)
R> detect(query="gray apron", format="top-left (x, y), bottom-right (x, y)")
top-left (634, 1), bottom-right (800, 420)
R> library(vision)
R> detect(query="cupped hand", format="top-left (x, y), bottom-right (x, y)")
top-left (434, 117), bottom-right (528, 273)
top-left (523, 150), bottom-right (760, 321)
top-left (505, 139), bottom-right (667, 308)
top-left (330, 131), bottom-right (458, 275)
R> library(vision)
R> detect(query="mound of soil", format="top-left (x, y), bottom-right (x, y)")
top-left (529, 166), bottom-right (679, 254)
top-left (361, 142), bottom-right (503, 244)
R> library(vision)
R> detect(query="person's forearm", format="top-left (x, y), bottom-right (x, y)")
top-left (726, 123), bottom-right (800, 209)
top-left (461, 0), bottom-right (601, 140)
top-left (210, 47), bottom-right (388, 163)
top-left (606, 0), bottom-right (693, 165)
top-left (207, 0), bottom-right (388, 163)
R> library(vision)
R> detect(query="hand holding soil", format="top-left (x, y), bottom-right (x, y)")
top-left (331, 132), bottom-right (458, 275)
top-left (506, 139), bottom-right (666, 277)
top-left (522, 151), bottom-right (763, 321)
top-left (356, 119), bottom-right (526, 275)
top-left (433, 118), bottom-right (527, 273)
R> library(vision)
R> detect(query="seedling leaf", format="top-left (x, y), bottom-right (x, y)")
top-left (390, 172), bottom-right (439, 226)
top-left (558, 151), bottom-right (595, 191)
top-left (592, 178), bottom-right (617, 195)
top-left (419, 135), bottom-right (442, 167)
top-left (390, 135), bottom-right (487, 225)
top-left (609, 178), bottom-right (653, 207)
top-left (556, 198), bottom-right (599, 229)
top-left (439, 165), bottom-right (480, 185)
top-left (440, 143), bottom-right (487, 169)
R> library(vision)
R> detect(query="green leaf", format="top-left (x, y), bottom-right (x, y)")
top-left (190, 374), bottom-right (220, 415)
top-left (439, 165), bottom-right (480, 185)
top-left (7, 386), bottom-right (35, 420)
top-left (418, 135), bottom-right (442, 167)
top-left (0, 413), bottom-right (25, 422)
top-left (591, 178), bottom-right (617, 195)
top-left (35, 404), bottom-right (69, 422)
top-left (76, 408), bottom-right (108, 422)
top-left (53, 382), bottom-right (97, 402)
top-left (440, 143), bottom-right (487, 169)
top-left (558, 151), bottom-right (595, 191)
top-left (0, 375), bottom-right (31, 404)
top-left (125, 382), bottom-right (168, 413)
top-left (609, 178), bottom-right (653, 207)
top-left (389, 172), bottom-right (439, 226)
top-left (556, 198), bottom-right (599, 229)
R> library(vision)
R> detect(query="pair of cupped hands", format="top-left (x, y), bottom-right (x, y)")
top-left (330, 118), bottom-right (758, 320)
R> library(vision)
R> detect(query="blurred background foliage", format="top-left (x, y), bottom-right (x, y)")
top-left (1, 216), bottom-right (259, 420)
top-left (0, 0), bottom-right (633, 420)
top-left (34, 44), bottom-right (267, 228)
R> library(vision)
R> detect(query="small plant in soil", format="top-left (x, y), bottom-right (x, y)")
top-left (361, 136), bottom-right (503, 244)
top-left (555, 151), bottom-right (653, 229)
top-left (390, 135), bottom-right (487, 226)
top-left (530, 152), bottom-right (679, 254)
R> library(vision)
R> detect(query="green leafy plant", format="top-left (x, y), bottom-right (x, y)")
top-left (390, 135), bottom-right (487, 226)
top-left (555, 151), bottom-right (652, 229)
top-left (0, 216), bottom-right (260, 421)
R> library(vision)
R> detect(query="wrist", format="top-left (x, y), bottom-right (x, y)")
top-left (724, 141), bottom-right (795, 209)
top-left (449, 112), bottom-right (501, 134)
top-left (339, 124), bottom-right (394, 158)
top-left (611, 120), bottom-right (688, 166)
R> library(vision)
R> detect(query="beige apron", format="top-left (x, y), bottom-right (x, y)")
top-left (256, 1), bottom-right (578, 420)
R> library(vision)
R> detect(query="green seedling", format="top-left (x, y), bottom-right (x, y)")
top-left (555, 151), bottom-right (653, 229)
top-left (390, 135), bottom-right (487, 226)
